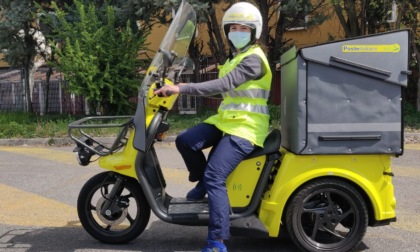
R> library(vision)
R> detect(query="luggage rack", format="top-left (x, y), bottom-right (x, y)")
top-left (68, 116), bottom-right (134, 156)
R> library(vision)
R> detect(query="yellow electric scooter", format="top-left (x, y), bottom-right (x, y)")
top-left (68, 1), bottom-right (410, 251)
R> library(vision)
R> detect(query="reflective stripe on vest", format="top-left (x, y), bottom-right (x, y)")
top-left (219, 101), bottom-right (269, 114)
top-left (225, 89), bottom-right (270, 99)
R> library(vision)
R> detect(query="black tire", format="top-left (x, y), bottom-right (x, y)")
top-left (77, 172), bottom-right (151, 244)
top-left (285, 178), bottom-right (368, 252)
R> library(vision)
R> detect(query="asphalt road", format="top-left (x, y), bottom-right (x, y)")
top-left (0, 142), bottom-right (419, 252)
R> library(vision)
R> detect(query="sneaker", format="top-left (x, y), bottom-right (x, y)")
top-left (201, 239), bottom-right (227, 252)
top-left (186, 180), bottom-right (206, 200)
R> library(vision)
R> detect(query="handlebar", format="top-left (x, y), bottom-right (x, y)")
top-left (153, 87), bottom-right (173, 97)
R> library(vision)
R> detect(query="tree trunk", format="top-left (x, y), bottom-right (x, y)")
top-left (333, 2), bottom-right (352, 38)
top-left (45, 67), bottom-right (52, 114)
top-left (395, 0), bottom-right (406, 30)
top-left (360, 0), bottom-right (367, 35)
top-left (413, 42), bottom-right (420, 112)
top-left (417, 65), bottom-right (420, 112)
top-left (332, 0), bottom-right (363, 38)
top-left (255, 0), bottom-right (269, 47)
top-left (345, 0), bottom-right (361, 36)
top-left (270, 10), bottom-right (286, 68)
top-left (206, 6), bottom-right (227, 64)
top-left (29, 60), bottom-right (44, 114)
top-left (23, 67), bottom-right (33, 113)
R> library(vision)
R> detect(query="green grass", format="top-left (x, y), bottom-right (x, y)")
top-left (0, 113), bottom-right (74, 139)
top-left (0, 103), bottom-right (419, 139)
top-left (0, 112), bottom-right (215, 139)
top-left (404, 103), bottom-right (420, 132)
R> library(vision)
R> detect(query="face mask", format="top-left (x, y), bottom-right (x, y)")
top-left (228, 31), bottom-right (251, 49)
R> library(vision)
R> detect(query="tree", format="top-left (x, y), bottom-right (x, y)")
top-left (331, 0), bottom-right (420, 111)
top-left (180, 0), bottom-right (328, 67)
top-left (331, 0), bottom-right (400, 38)
top-left (0, 0), bottom-right (74, 114)
top-left (257, 0), bottom-right (329, 66)
top-left (48, 0), bottom-right (148, 115)
top-left (35, 0), bottom-right (75, 114)
top-left (175, 0), bottom-right (328, 68)
top-left (0, 0), bottom-right (43, 113)
top-left (192, 0), bottom-right (232, 65)
top-left (397, 0), bottom-right (420, 111)
top-left (78, 0), bottom-right (163, 42)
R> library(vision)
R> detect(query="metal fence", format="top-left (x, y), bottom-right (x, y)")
top-left (0, 66), bottom-right (280, 115)
top-left (0, 80), bottom-right (86, 114)
top-left (0, 81), bottom-right (24, 112)
top-left (31, 81), bottom-right (87, 114)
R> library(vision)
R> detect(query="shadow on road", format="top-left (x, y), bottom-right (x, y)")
top-left (3, 220), bottom-right (301, 252)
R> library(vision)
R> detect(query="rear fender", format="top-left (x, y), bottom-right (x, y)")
top-left (258, 150), bottom-right (396, 237)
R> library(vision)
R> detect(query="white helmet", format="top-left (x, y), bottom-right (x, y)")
top-left (222, 2), bottom-right (263, 40)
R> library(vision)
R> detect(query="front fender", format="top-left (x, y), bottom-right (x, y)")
top-left (99, 130), bottom-right (138, 179)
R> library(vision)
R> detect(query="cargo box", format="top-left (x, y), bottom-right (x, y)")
top-left (280, 30), bottom-right (410, 155)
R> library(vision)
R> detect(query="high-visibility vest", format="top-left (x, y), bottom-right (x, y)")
top-left (205, 45), bottom-right (272, 147)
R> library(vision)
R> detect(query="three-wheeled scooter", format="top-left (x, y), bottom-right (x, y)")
top-left (68, 1), bottom-right (410, 251)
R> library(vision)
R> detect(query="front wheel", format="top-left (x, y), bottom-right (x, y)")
top-left (285, 178), bottom-right (368, 252)
top-left (77, 172), bottom-right (151, 244)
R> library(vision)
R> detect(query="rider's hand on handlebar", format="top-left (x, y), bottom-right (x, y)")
top-left (153, 84), bottom-right (183, 97)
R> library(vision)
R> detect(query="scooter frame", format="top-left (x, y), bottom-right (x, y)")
top-left (67, 1), bottom-right (401, 250)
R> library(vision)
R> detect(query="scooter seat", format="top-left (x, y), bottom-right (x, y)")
top-left (245, 129), bottom-right (281, 160)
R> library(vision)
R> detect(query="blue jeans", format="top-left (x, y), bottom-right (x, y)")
top-left (176, 123), bottom-right (255, 240)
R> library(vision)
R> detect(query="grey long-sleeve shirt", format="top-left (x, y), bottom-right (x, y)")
top-left (179, 54), bottom-right (264, 96)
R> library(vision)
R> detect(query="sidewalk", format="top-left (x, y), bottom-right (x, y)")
top-left (0, 134), bottom-right (418, 146)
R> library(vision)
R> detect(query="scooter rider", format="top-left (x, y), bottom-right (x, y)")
top-left (154, 2), bottom-right (272, 251)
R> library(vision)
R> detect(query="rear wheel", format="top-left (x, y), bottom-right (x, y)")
top-left (77, 172), bottom-right (151, 244)
top-left (285, 178), bottom-right (368, 252)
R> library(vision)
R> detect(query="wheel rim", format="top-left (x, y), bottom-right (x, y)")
top-left (296, 188), bottom-right (361, 250)
top-left (96, 196), bottom-right (128, 226)
top-left (86, 182), bottom-right (141, 236)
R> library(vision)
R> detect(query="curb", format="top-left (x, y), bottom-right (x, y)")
top-left (0, 134), bottom-right (419, 147)
top-left (0, 137), bottom-right (74, 146)
top-left (0, 135), bottom-right (178, 146)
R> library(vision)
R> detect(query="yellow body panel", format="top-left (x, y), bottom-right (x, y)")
top-left (145, 79), bottom-right (179, 125)
top-left (99, 130), bottom-right (138, 178)
top-left (99, 79), bottom-right (179, 179)
top-left (258, 148), bottom-right (396, 237)
top-left (227, 156), bottom-right (266, 207)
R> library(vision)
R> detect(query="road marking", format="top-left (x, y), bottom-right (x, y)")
top-left (0, 146), bottom-right (77, 166)
top-left (0, 184), bottom-right (79, 227)
top-left (405, 144), bottom-right (420, 150)
top-left (0, 146), bottom-right (188, 228)
top-left (393, 166), bottom-right (420, 177)
top-left (0, 147), bottom-right (89, 228)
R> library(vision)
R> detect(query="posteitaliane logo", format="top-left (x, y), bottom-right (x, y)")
top-left (342, 44), bottom-right (400, 53)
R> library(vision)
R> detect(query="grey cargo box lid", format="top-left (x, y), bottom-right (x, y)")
top-left (280, 30), bottom-right (410, 155)
top-left (282, 29), bottom-right (410, 87)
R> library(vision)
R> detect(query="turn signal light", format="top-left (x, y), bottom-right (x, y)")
top-left (155, 132), bottom-right (166, 142)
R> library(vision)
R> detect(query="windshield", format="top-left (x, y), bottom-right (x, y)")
top-left (139, 0), bottom-right (196, 105)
